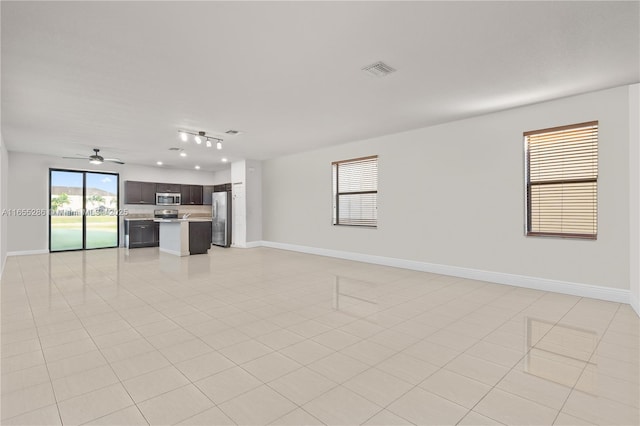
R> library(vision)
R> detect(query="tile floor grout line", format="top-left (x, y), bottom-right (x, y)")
top-left (449, 290), bottom-right (574, 412)
top-left (3, 248), bottom-right (638, 425)
top-left (550, 302), bottom-right (624, 425)
top-left (3, 259), bottom-right (65, 426)
top-left (460, 294), bottom-right (585, 425)
top-left (358, 281), bottom-right (543, 425)
top-left (42, 257), bottom-right (166, 425)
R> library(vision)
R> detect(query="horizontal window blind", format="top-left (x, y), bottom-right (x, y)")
top-left (332, 156), bottom-right (378, 227)
top-left (525, 121), bottom-right (598, 238)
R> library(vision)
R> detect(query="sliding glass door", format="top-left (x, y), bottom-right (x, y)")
top-left (50, 170), bottom-right (84, 251)
top-left (85, 172), bottom-right (118, 249)
top-left (49, 169), bottom-right (119, 252)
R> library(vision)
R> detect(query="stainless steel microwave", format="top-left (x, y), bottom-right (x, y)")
top-left (156, 192), bottom-right (181, 206)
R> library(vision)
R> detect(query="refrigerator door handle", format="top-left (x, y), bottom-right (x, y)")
top-left (212, 200), bottom-right (217, 219)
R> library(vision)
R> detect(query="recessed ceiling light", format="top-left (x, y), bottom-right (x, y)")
top-left (156, 161), bottom-right (163, 166)
top-left (180, 152), bottom-right (187, 157)
top-left (221, 158), bottom-right (228, 162)
top-left (195, 165), bottom-right (200, 170)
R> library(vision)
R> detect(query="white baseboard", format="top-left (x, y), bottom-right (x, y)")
top-left (231, 241), bottom-right (262, 249)
top-left (159, 248), bottom-right (187, 257)
top-left (7, 249), bottom-right (49, 256)
top-left (260, 241), bottom-right (630, 304)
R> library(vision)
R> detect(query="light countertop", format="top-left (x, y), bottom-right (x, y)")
top-left (154, 218), bottom-right (212, 223)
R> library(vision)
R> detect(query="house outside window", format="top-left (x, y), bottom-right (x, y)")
top-left (332, 156), bottom-right (378, 227)
top-left (524, 121), bottom-right (598, 239)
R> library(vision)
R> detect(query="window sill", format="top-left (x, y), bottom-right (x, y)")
top-left (526, 232), bottom-right (596, 240)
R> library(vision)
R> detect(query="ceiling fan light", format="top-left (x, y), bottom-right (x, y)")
top-left (89, 159), bottom-right (103, 165)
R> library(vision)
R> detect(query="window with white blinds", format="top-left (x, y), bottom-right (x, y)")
top-left (332, 156), bottom-right (378, 227)
top-left (525, 121), bottom-right (598, 239)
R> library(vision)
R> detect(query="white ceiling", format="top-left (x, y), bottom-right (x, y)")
top-left (2, 1), bottom-right (639, 172)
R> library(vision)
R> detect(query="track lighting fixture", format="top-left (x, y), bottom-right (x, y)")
top-left (177, 130), bottom-right (223, 150)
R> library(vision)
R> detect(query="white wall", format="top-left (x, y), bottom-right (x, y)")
top-left (246, 160), bottom-right (262, 244)
top-left (212, 168), bottom-right (231, 186)
top-left (228, 160), bottom-right (262, 247)
top-left (0, 134), bottom-right (8, 273)
top-left (6, 152), bottom-right (222, 253)
top-left (263, 86), bottom-right (631, 294)
top-left (630, 84), bottom-right (639, 315)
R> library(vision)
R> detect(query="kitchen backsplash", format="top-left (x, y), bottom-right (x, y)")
top-left (123, 205), bottom-right (211, 218)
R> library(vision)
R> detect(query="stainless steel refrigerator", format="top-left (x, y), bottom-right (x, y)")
top-left (211, 191), bottom-right (232, 247)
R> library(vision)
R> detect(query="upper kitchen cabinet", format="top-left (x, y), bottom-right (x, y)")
top-left (124, 181), bottom-right (156, 204)
top-left (156, 183), bottom-right (181, 193)
top-left (204, 183), bottom-right (231, 205)
top-left (202, 185), bottom-right (215, 205)
top-left (214, 183), bottom-right (232, 192)
top-left (181, 184), bottom-right (203, 205)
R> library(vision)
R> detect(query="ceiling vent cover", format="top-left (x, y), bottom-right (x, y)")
top-left (168, 147), bottom-right (182, 151)
top-left (361, 61), bottom-right (396, 77)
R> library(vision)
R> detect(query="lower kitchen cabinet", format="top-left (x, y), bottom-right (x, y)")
top-left (125, 220), bottom-right (159, 248)
top-left (189, 221), bottom-right (212, 255)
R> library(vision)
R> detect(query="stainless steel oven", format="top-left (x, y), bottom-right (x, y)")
top-left (155, 192), bottom-right (181, 206)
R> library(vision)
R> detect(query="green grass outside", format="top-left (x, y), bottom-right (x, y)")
top-left (50, 216), bottom-right (118, 251)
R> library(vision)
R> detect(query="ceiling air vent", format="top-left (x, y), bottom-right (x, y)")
top-left (168, 147), bottom-right (182, 151)
top-left (361, 61), bottom-right (396, 77)
top-left (225, 130), bottom-right (241, 135)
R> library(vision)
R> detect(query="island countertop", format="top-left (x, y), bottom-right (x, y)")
top-left (154, 217), bottom-right (212, 223)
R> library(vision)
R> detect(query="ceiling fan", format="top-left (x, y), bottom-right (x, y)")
top-left (63, 148), bottom-right (124, 165)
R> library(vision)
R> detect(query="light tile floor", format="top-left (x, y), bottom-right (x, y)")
top-left (1, 247), bottom-right (639, 425)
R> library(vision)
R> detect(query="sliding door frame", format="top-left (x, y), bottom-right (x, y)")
top-left (49, 168), bottom-right (120, 252)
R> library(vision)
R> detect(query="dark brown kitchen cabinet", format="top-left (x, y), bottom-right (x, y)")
top-left (202, 185), bottom-right (216, 205)
top-left (156, 183), bottom-right (181, 193)
top-left (124, 181), bottom-right (156, 204)
top-left (213, 183), bottom-right (232, 192)
top-left (189, 221), bottom-right (212, 255)
top-left (125, 220), bottom-right (158, 248)
top-left (204, 184), bottom-right (232, 205)
top-left (181, 185), bottom-right (203, 205)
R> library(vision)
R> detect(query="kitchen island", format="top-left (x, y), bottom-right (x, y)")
top-left (155, 218), bottom-right (212, 256)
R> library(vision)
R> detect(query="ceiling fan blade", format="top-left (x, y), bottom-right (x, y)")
top-left (62, 156), bottom-right (89, 160)
top-left (104, 159), bottom-right (125, 164)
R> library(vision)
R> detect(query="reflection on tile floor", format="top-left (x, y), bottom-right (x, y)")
top-left (1, 247), bottom-right (639, 425)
